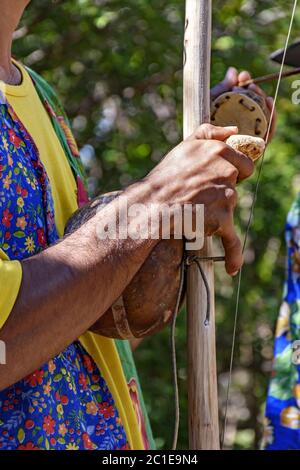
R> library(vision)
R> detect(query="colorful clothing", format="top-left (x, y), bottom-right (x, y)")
top-left (0, 93), bottom-right (59, 260)
top-left (264, 193), bottom-right (300, 449)
top-left (0, 60), bottom-right (154, 450)
top-left (0, 89), bottom-right (128, 450)
top-left (0, 342), bottom-right (128, 450)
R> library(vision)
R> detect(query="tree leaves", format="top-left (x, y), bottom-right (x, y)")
top-left (14, 0), bottom-right (300, 449)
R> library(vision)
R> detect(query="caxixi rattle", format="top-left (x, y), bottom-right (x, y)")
top-left (65, 191), bottom-right (185, 340)
top-left (211, 87), bottom-right (270, 160)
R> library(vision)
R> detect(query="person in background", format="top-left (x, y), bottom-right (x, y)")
top-left (263, 40), bottom-right (300, 451)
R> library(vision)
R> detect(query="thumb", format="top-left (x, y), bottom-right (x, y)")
top-left (191, 123), bottom-right (239, 141)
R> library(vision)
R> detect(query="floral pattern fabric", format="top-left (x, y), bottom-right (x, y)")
top-left (0, 342), bottom-right (128, 450)
top-left (0, 91), bottom-right (128, 450)
top-left (0, 93), bottom-right (58, 259)
top-left (264, 193), bottom-right (300, 449)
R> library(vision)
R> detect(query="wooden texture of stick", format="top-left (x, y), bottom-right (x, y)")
top-left (240, 67), bottom-right (300, 87)
top-left (184, 0), bottom-right (220, 450)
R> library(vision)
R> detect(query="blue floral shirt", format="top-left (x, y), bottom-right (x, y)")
top-left (264, 193), bottom-right (300, 449)
top-left (0, 94), bottom-right (129, 450)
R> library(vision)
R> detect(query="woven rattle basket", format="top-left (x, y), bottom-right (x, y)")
top-left (211, 88), bottom-right (270, 139)
top-left (64, 191), bottom-right (185, 339)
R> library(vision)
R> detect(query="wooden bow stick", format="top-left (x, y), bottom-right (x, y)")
top-left (183, 0), bottom-right (219, 450)
top-left (182, 0), bottom-right (298, 452)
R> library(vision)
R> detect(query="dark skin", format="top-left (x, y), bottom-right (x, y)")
top-left (1, 123), bottom-right (253, 391)
top-left (0, 1), bottom-right (275, 390)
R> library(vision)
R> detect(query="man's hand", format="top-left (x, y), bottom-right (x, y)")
top-left (0, 124), bottom-right (253, 389)
top-left (146, 123), bottom-right (254, 275)
top-left (211, 67), bottom-right (276, 142)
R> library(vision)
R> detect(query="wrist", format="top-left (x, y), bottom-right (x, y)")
top-left (121, 176), bottom-right (176, 241)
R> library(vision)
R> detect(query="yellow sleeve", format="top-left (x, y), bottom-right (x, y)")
top-left (0, 250), bottom-right (22, 329)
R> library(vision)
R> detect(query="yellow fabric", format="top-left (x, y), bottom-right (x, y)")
top-left (1, 63), bottom-right (78, 237)
top-left (0, 254), bottom-right (22, 329)
top-left (0, 60), bottom-right (143, 450)
top-left (80, 333), bottom-right (144, 450)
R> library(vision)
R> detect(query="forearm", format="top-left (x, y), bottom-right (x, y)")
top-left (0, 121), bottom-right (254, 390)
top-left (0, 180), bottom-right (160, 390)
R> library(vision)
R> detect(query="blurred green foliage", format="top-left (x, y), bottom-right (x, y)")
top-left (15, 0), bottom-right (300, 449)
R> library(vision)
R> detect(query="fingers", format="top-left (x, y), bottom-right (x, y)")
top-left (238, 72), bottom-right (269, 104)
top-left (210, 67), bottom-right (238, 100)
top-left (224, 67), bottom-right (239, 88)
top-left (188, 123), bottom-right (254, 181)
top-left (246, 82), bottom-right (277, 142)
top-left (218, 211), bottom-right (243, 275)
top-left (190, 123), bottom-right (238, 141)
top-left (266, 96), bottom-right (274, 113)
top-left (219, 144), bottom-right (254, 181)
top-left (248, 83), bottom-right (265, 97)
top-left (238, 70), bottom-right (251, 84)
top-left (248, 87), bottom-right (276, 142)
top-left (206, 199), bottom-right (243, 275)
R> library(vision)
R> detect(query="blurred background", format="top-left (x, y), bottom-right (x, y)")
top-left (16, 0), bottom-right (300, 449)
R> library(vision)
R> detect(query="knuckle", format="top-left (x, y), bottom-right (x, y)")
top-left (200, 123), bottom-right (212, 132)
top-left (224, 187), bottom-right (237, 207)
top-left (213, 141), bottom-right (226, 155)
top-left (231, 166), bottom-right (239, 180)
top-left (182, 139), bottom-right (198, 156)
top-left (205, 219), bottom-right (220, 236)
top-left (221, 163), bottom-right (238, 181)
top-left (197, 123), bottom-right (214, 139)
